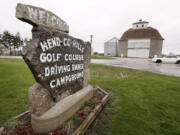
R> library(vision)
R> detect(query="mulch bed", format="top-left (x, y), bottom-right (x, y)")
top-left (1, 88), bottom-right (106, 135)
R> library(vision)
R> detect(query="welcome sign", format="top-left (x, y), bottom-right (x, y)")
top-left (16, 3), bottom-right (91, 101)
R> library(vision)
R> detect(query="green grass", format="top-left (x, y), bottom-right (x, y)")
top-left (91, 55), bottom-right (115, 59)
top-left (0, 58), bottom-right (35, 125)
top-left (0, 59), bottom-right (180, 135)
top-left (90, 64), bottom-right (180, 135)
top-left (0, 54), bottom-right (11, 56)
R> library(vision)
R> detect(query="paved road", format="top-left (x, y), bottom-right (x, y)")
top-left (1, 56), bottom-right (180, 77)
top-left (0, 56), bottom-right (22, 59)
top-left (91, 58), bottom-right (180, 77)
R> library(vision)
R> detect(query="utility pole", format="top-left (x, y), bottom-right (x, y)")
top-left (90, 35), bottom-right (93, 55)
top-left (90, 35), bottom-right (93, 45)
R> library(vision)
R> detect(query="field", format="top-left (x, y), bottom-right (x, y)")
top-left (0, 58), bottom-right (180, 135)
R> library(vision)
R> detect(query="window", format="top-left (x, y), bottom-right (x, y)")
top-left (142, 25), bottom-right (144, 27)
top-left (166, 56), bottom-right (177, 58)
top-left (136, 25), bottom-right (138, 28)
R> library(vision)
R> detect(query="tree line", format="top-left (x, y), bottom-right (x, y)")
top-left (0, 31), bottom-right (29, 55)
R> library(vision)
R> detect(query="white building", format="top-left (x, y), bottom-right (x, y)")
top-left (119, 19), bottom-right (164, 58)
top-left (0, 45), bottom-right (10, 55)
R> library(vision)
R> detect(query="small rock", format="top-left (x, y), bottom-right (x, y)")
top-left (29, 83), bottom-right (54, 116)
top-left (0, 127), bottom-right (4, 135)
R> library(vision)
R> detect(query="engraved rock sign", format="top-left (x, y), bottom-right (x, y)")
top-left (16, 3), bottom-right (91, 101)
top-left (16, 3), bottom-right (69, 33)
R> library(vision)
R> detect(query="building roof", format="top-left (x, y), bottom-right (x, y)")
top-left (120, 27), bottom-right (164, 40)
top-left (105, 37), bottom-right (119, 43)
top-left (133, 19), bottom-right (149, 25)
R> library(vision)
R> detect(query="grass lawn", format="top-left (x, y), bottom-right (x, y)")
top-left (91, 55), bottom-right (115, 59)
top-left (0, 58), bottom-right (35, 125)
top-left (90, 64), bottom-right (180, 135)
top-left (0, 58), bottom-right (180, 135)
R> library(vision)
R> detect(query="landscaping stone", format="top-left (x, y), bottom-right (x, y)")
top-left (0, 127), bottom-right (4, 135)
top-left (29, 83), bottom-right (54, 116)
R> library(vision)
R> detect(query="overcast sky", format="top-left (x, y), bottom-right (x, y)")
top-left (0, 0), bottom-right (180, 54)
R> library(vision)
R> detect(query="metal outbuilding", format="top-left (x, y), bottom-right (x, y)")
top-left (104, 37), bottom-right (119, 56)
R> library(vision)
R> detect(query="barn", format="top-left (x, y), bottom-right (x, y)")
top-left (119, 20), bottom-right (164, 58)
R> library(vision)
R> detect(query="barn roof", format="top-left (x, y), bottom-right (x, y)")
top-left (120, 27), bottom-right (164, 40)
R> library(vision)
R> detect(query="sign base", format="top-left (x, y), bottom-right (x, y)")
top-left (31, 85), bottom-right (93, 133)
